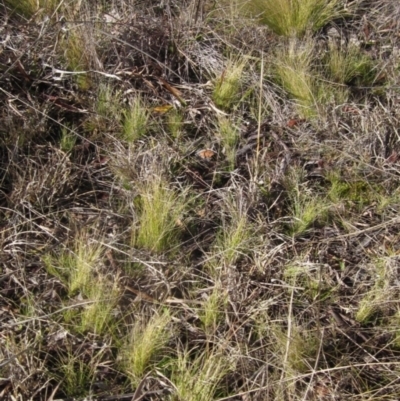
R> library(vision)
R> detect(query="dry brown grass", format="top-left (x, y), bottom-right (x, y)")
top-left (1, 0), bottom-right (400, 400)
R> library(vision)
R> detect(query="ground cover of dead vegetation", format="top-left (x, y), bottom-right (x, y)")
top-left (1, 0), bottom-right (400, 400)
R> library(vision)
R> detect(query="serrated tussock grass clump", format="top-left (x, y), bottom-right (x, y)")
top-left (271, 322), bottom-right (319, 400)
top-left (134, 176), bottom-right (188, 253)
top-left (199, 282), bottom-right (228, 334)
top-left (356, 256), bottom-right (396, 323)
top-left (275, 39), bottom-right (347, 118)
top-left (80, 276), bottom-right (120, 335)
top-left (273, 323), bottom-right (318, 374)
top-left (213, 56), bottom-right (247, 111)
top-left (54, 351), bottom-right (97, 398)
top-left (218, 214), bottom-right (251, 266)
top-left (167, 107), bottom-right (184, 139)
top-left (244, 0), bottom-right (348, 37)
top-left (85, 83), bottom-right (123, 133)
top-left (217, 115), bottom-right (239, 170)
top-left (285, 167), bottom-right (331, 235)
top-left (60, 14), bottom-right (100, 90)
top-left (325, 42), bottom-right (377, 86)
top-left (122, 95), bottom-right (150, 142)
top-left (43, 234), bottom-right (105, 296)
top-left (390, 309), bottom-right (400, 349)
top-left (207, 200), bottom-right (253, 274)
top-left (97, 83), bottom-right (123, 119)
top-left (289, 193), bottom-right (330, 235)
top-left (59, 126), bottom-right (77, 153)
top-left (52, 343), bottom-right (111, 399)
top-left (169, 349), bottom-right (234, 401)
top-left (5, 0), bottom-right (59, 17)
top-left (274, 39), bottom-right (318, 117)
top-left (63, 29), bottom-right (87, 72)
top-left (120, 309), bottom-right (172, 385)
top-left (43, 233), bottom-right (120, 335)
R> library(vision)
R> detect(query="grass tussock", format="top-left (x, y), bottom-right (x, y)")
top-left (43, 233), bottom-right (121, 335)
top-left (59, 126), bottom-right (77, 153)
top-left (53, 350), bottom-right (98, 398)
top-left (356, 256), bottom-right (397, 323)
top-left (169, 349), bottom-right (234, 401)
top-left (133, 176), bottom-right (188, 253)
top-left (244, 0), bottom-right (348, 37)
top-left (199, 282), bottom-right (228, 334)
top-left (122, 95), bottom-right (150, 142)
top-left (284, 167), bottom-right (331, 235)
top-left (213, 56), bottom-right (247, 111)
top-left (206, 196), bottom-right (254, 275)
top-left (79, 276), bottom-right (120, 334)
top-left (43, 233), bottom-right (105, 296)
top-left (5, 0), bottom-right (59, 17)
top-left (120, 309), bottom-right (172, 384)
top-left (2, 0), bottom-right (400, 399)
top-left (217, 115), bottom-right (240, 170)
top-left (325, 42), bottom-right (377, 86)
top-left (274, 38), bottom-right (347, 118)
top-left (167, 108), bottom-right (184, 139)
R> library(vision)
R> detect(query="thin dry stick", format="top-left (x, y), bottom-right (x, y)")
top-left (217, 362), bottom-right (400, 401)
top-left (3, 300), bottom-right (101, 329)
top-left (194, 0), bottom-right (203, 23)
top-left (279, 285), bottom-right (294, 400)
top-left (301, 328), bottom-right (324, 401)
top-left (320, 216), bottom-right (400, 243)
top-left (255, 51), bottom-right (264, 173)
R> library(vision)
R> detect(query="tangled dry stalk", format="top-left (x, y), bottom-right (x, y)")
top-left (1, 0), bottom-right (400, 400)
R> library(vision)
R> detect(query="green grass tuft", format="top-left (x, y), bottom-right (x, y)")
top-left (217, 116), bottom-right (239, 170)
top-left (5, 0), bottom-right (60, 17)
top-left (285, 168), bottom-right (331, 235)
top-left (122, 95), bottom-right (150, 142)
top-left (134, 177), bottom-right (188, 253)
top-left (169, 349), bottom-right (234, 401)
top-left (213, 57), bottom-right (247, 111)
top-left (274, 39), bottom-right (347, 118)
top-left (199, 283), bottom-right (228, 334)
top-left (244, 0), bottom-right (348, 37)
top-left (120, 309), bottom-right (172, 384)
top-left (325, 42), bottom-right (377, 86)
